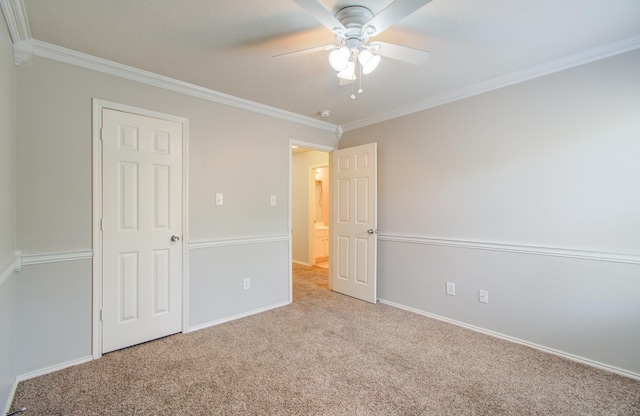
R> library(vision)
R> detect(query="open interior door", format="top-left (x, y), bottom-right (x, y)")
top-left (331, 143), bottom-right (377, 303)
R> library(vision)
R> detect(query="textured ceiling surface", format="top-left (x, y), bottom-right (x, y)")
top-left (21, 0), bottom-right (640, 127)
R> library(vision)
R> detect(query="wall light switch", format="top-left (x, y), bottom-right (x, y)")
top-left (215, 193), bottom-right (223, 206)
top-left (446, 282), bottom-right (455, 296)
top-left (270, 195), bottom-right (277, 206)
top-left (479, 290), bottom-right (489, 304)
top-left (243, 278), bottom-right (250, 290)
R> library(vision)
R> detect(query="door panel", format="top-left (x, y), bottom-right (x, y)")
top-left (331, 143), bottom-right (377, 303)
top-left (102, 108), bottom-right (183, 353)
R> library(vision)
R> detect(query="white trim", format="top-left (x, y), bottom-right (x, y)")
top-left (16, 355), bottom-right (93, 383)
top-left (292, 260), bottom-right (312, 267)
top-left (379, 234), bottom-right (640, 265)
top-left (4, 377), bottom-right (19, 416)
top-left (378, 298), bottom-right (640, 381)
top-left (290, 141), bottom-right (336, 153)
top-left (342, 34), bottom-right (640, 131)
top-left (29, 40), bottom-right (339, 135)
top-left (0, 0), bottom-right (31, 43)
top-left (92, 99), bottom-right (190, 360)
top-left (188, 235), bottom-right (289, 250)
top-left (4, 0), bottom-right (638, 133)
top-left (181, 113), bottom-right (191, 335)
top-left (91, 99), bottom-right (103, 360)
top-left (186, 300), bottom-right (290, 333)
top-left (0, 254), bottom-right (20, 286)
top-left (19, 250), bottom-right (93, 266)
top-left (12, 39), bottom-right (33, 65)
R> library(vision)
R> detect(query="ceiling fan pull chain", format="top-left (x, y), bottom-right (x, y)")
top-left (351, 77), bottom-right (356, 99)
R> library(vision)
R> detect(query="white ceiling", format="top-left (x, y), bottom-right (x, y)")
top-left (17, 0), bottom-right (640, 128)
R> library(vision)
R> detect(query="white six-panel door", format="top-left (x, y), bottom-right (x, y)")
top-left (331, 143), bottom-right (378, 303)
top-left (101, 108), bottom-right (183, 353)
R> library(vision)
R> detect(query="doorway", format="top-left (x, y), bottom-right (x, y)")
top-left (291, 146), bottom-right (330, 267)
top-left (290, 141), bottom-right (334, 298)
top-left (289, 140), bottom-right (378, 304)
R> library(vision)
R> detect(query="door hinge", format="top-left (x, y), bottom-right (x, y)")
top-left (99, 309), bottom-right (103, 322)
top-left (99, 128), bottom-right (104, 141)
top-left (100, 218), bottom-right (103, 231)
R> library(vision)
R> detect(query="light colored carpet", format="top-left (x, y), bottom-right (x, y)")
top-left (11, 264), bottom-right (640, 415)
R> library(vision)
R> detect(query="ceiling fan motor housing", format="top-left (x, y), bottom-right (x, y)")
top-left (334, 5), bottom-right (374, 46)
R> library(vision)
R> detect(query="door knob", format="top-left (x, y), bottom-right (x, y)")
top-left (171, 235), bottom-right (180, 242)
top-left (367, 229), bottom-right (375, 235)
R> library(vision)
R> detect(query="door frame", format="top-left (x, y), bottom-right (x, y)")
top-left (309, 163), bottom-right (329, 266)
top-left (288, 140), bottom-right (336, 302)
top-left (92, 99), bottom-right (190, 359)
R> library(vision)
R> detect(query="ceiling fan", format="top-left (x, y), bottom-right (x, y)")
top-left (277, 0), bottom-right (433, 90)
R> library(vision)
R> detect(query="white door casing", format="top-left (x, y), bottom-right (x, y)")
top-left (331, 143), bottom-right (378, 303)
top-left (101, 108), bottom-right (184, 353)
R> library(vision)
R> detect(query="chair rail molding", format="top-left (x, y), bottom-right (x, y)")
top-left (378, 234), bottom-right (640, 265)
top-left (0, 251), bottom-right (21, 286)
top-left (189, 235), bottom-right (289, 250)
top-left (19, 250), bottom-right (94, 266)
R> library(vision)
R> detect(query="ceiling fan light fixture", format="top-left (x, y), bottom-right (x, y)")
top-left (358, 49), bottom-right (381, 74)
top-left (337, 61), bottom-right (357, 80)
top-left (328, 47), bottom-right (350, 71)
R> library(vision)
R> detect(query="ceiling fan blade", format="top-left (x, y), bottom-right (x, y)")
top-left (273, 44), bottom-right (335, 58)
top-left (292, 0), bottom-right (346, 35)
top-left (369, 41), bottom-right (430, 65)
top-left (364, 0), bottom-right (433, 36)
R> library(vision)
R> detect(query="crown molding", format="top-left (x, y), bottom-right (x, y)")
top-left (12, 38), bottom-right (32, 64)
top-left (343, 34), bottom-right (640, 132)
top-left (30, 40), bottom-right (340, 135)
top-left (1, 0), bottom-right (339, 133)
top-left (0, 0), bottom-right (33, 64)
top-left (0, 0), bottom-right (30, 43)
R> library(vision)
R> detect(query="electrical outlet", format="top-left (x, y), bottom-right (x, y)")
top-left (479, 289), bottom-right (489, 304)
top-left (446, 282), bottom-right (455, 296)
top-left (243, 278), bottom-right (250, 290)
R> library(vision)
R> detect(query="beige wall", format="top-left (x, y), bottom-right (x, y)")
top-left (16, 58), bottom-right (337, 253)
top-left (0, 16), bottom-right (17, 413)
top-left (0, 8), bottom-right (15, 269)
top-left (340, 50), bottom-right (640, 375)
top-left (15, 56), bottom-right (337, 374)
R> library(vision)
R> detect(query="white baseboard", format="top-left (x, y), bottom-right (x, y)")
top-left (16, 355), bottom-right (93, 383)
top-left (3, 377), bottom-right (20, 416)
top-left (186, 300), bottom-right (291, 333)
top-left (292, 260), bottom-right (311, 266)
top-left (378, 298), bottom-right (640, 381)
